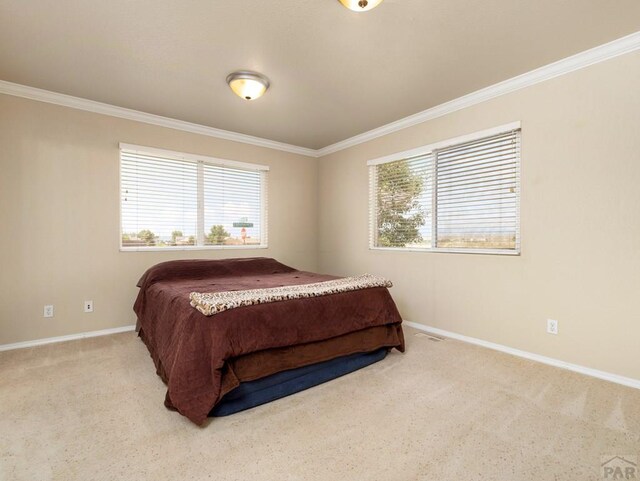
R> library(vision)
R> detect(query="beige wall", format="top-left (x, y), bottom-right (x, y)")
top-left (2, 51), bottom-right (639, 382)
top-left (0, 95), bottom-right (318, 344)
top-left (318, 51), bottom-right (640, 380)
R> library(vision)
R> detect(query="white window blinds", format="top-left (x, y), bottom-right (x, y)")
top-left (436, 131), bottom-right (519, 250)
top-left (369, 124), bottom-right (521, 254)
top-left (369, 153), bottom-right (433, 248)
top-left (120, 145), bottom-right (268, 250)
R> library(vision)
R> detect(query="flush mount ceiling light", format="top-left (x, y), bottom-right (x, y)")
top-left (226, 71), bottom-right (270, 101)
top-left (338, 0), bottom-right (383, 12)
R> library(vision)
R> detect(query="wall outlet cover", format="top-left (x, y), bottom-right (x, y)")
top-left (84, 300), bottom-right (93, 313)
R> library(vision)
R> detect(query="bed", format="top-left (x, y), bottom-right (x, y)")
top-left (134, 257), bottom-right (404, 425)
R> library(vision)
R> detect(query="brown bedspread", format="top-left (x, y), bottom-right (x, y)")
top-left (134, 257), bottom-right (404, 425)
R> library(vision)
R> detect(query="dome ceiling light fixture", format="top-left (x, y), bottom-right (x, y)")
top-left (338, 0), bottom-right (384, 12)
top-left (226, 71), bottom-right (270, 101)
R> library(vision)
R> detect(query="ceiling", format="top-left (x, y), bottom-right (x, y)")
top-left (1, 1), bottom-right (639, 150)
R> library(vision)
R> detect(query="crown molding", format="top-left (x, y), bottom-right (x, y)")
top-left (316, 30), bottom-right (640, 157)
top-left (0, 80), bottom-right (318, 157)
top-left (1, 31), bottom-right (639, 158)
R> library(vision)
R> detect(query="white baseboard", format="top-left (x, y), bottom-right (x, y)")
top-left (403, 321), bottom-right (640, 390)
top-left (4, 321), bottom-right (638, 391)
top-left (0, 325), bottom-right (136, 352)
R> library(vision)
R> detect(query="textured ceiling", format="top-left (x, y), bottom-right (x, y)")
top-left (1, 0), bottom-right (639, 149)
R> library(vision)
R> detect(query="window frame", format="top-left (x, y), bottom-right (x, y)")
top-left (368, 122), bottom-right (521, 256)
top-left (119, 143), bottom-right (269, 252)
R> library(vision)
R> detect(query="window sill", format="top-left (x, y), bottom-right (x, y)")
top-left (120, 244), bottom-right (268, 252)
top-left (369, 247), bottom-right (520, 256)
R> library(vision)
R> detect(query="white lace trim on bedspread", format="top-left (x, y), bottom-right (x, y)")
top-left (189, 274), bottom-right (392, 316)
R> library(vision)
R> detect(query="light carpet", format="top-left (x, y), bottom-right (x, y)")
top-left (1, 326), bottom-right (638, 481)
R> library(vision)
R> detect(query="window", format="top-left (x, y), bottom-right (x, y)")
top-left (120, 144), bottom-right (268, 250)
top-left (369, 123), bottom-right (520, 254)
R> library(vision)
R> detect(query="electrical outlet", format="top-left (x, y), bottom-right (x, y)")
top-left (84, 300), bottom-right (93, 313)
top-left (547, 319), bottom-right (558, 335)
top-left (44, 305), bottom-right (54, 318)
